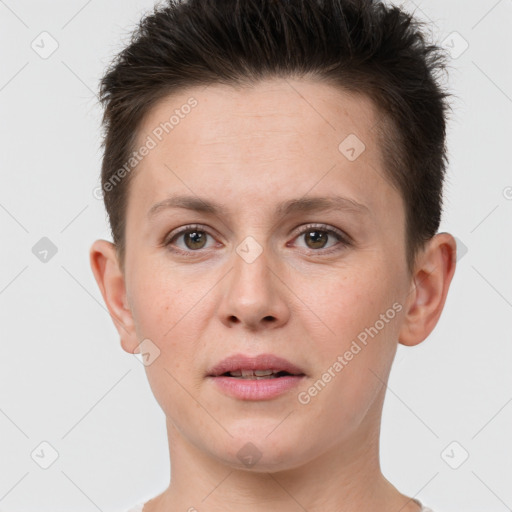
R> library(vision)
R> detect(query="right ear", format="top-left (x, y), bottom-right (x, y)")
top-left (89, 239), bottom-right (139, 354)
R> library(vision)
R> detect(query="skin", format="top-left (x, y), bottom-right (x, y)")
top-left (90, 78), bottom-right (456, 512)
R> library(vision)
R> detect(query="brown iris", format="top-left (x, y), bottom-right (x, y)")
top-left (304, 229), bottom-right (328, 249)
top-left (183, 229), bottom-right (207, 250)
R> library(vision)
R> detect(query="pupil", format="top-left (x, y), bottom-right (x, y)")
top-left (306, 230), bottom-right (327, 249)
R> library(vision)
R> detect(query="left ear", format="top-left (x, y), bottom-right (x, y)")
top-left (398, 232), bottom-right (457, 346)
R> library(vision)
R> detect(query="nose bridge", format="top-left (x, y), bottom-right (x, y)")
top-left (231, 237), bottom-right (273, 308)
top-left (218, 235), bottom-right (290, 329)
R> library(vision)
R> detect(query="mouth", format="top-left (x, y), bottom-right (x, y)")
top-left (206, 353), bottom-right (307, 379)
top-left (217, 369), bottom-right (301, 379)
top-left (206, 353), bottom-right (306, 400)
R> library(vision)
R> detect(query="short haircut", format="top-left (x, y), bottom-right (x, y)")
top-left (98, 0), bottom-right (453, 276)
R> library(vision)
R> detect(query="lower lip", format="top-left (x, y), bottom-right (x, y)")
top-left (208, 375), bottom-right (305, 400)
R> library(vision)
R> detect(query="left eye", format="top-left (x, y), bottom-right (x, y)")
top-left (291, 224), bottom-right (349, 252)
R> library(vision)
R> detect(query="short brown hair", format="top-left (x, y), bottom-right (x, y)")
top-left (98, 0), bottom-right (453, 276)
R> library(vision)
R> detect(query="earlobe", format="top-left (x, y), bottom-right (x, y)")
top-left (398, 232), bottom-right (457, 347)
top-left (89, 239), bottom-right (139, 354)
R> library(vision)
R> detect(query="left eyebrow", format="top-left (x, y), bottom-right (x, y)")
top-left (147, 194), bottom-right (371, 220)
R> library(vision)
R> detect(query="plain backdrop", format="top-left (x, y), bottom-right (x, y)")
top-left (0, 0), bottom-right (511, 511)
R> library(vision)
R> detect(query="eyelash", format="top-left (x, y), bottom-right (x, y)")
top-left (163, 223), bottom-right (351, 257)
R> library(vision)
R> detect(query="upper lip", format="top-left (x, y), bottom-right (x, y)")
top-left (207, 353), bottom-right (306, 377)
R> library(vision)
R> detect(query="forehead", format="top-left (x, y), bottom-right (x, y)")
top-left (137, 78), bottom-right (379, 154)
top-left (130, 78), bottom-right (398, 220)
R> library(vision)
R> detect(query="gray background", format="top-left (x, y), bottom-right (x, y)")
top-left (0, 0), bottom-right (511, 511)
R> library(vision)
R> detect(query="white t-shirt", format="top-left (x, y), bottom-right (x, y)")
top-left (125, 500), bottom-right (435, 511)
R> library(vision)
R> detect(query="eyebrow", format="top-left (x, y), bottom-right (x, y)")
top-left (147, 194), bottom-right (370, 219)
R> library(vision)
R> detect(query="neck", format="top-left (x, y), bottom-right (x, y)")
top-left (148, 388), bottom-right (419, 512)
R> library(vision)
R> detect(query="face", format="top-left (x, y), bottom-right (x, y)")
top-left (94, 78), bottom-right (436, 471)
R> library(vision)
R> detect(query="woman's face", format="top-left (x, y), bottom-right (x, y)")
top-left (111, 79), bottom-right (416, 470)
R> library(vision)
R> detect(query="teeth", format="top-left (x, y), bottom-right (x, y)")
top-left (240, 369), bottom-right (275, 377)
top-left (232, 375), bottom-right (279, 380)
top-left (254, 369), bottom-right (274, 376)
top-left (228, 369), bottom-right (280, 378)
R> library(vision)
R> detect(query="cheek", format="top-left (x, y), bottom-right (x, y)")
top-left (128, 265), bottom-right (184, 337)
top-left (134, 292), bottom-right (194, 421)
top-left (127, 270), bottom-right (207, 408)
top-left (302, 268), bottom-right (400, 410)
top-left (310, 269), bottom-right (389, 346)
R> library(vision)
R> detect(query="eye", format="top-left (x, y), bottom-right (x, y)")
top-left (163, 223), bottom-right (351, 256)
top-left (290, 224), bottom-right (351, 253)
top-left (164, 224), bottom-right (216, 254)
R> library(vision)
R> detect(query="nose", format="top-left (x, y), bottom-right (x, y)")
top-left (216, 241), bottom-right (291, 331)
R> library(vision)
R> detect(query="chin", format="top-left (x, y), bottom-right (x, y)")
top-left (207, 431), bottom-right (310, 472)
